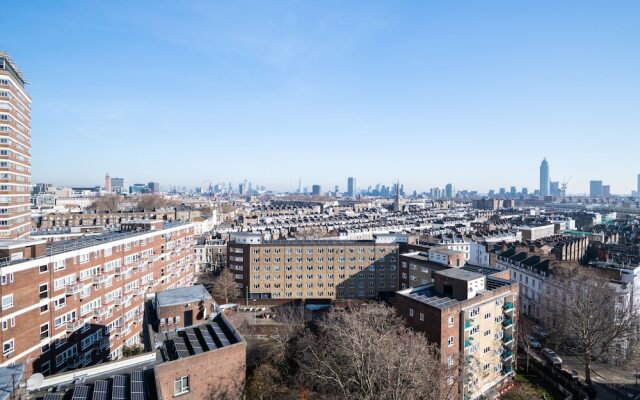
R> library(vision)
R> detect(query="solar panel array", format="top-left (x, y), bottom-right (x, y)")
top-left (130, 370), bottom-right (145, 400)
top-left (197, 326), bottom-right (218, 351)
top-left (185, 330), bottom-right (204, 354)
top-left (92, 380), bottom-right (109, 400)
top-left (43, 394), bottom-right (62, 400)
top-left (72, 385), bottom-right (90, 400)
top-left (210, 322), bottom-right (231, 346)
top-left (173, 336), bottom-right (191, 358)
top-left (112, 375), bottom-right (127, 400)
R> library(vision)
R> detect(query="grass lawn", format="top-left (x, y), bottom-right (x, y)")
top-left (507, 369), bottom-right (565, 400)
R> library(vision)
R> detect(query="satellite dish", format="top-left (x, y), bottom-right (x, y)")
top-left (26, 373), bottom-right (44, 391)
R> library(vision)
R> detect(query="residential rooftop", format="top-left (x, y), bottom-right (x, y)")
top-left (155, 285), bottom-right (212, 308)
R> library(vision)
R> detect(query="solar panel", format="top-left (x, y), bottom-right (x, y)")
top-left (43, 395), bottom-right (62, 400)
top-left (173, 336), bottom-right (191, 358)
top-left (111, 375), bottom-right (127, 400)
top-left (92, 380), bottom-right (109, 400)
top-left (130, 370), bottom-right (145, 400)
top-left (210, 322), bottom-right (231, 346)
top-left (72, 385), bottom-right (90, 400)
top-left (197, 326), bottom-right (218, 351)
top-left (186, 329), bottom-right (204, 354)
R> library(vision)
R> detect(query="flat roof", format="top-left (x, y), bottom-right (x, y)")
top-left (0, 239), bottom-right (46, 250)
top-left (156, 285), bottom-right (211, 307)
top-left (400, 285), bottom-right (460, 309)
top-left (0, 221), bottom-right (190, 269)
top-left (435, 268), bottom-right (485, 281)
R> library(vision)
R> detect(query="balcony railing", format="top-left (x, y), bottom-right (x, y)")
top-left (502, 366), bottom-right (513, 375)
top-left (464, 340), bottom-right (472, 348)
top-left (501, 350), bottom-right (513, 360)
top-left (66, 319), bottom-right (84, 333)
top-left (464, 320), bottom-right (473, 330)
top-left (503, 303), bottom-right (514, 311)
top-left (93, 307), bottom-right (109, 319)
top-left (65, 283), bottom-right (83, 296)
top-left (92, 274), bottom-right (108, 285)
top-left (502, 335), bottom-right (514, 345)
top-left (502, 319), bottom-right (513, 328)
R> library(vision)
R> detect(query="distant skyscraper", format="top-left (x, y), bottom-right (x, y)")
top-left (602, 185), bottom-right (611, 197)
top-left (298, 178), bottom-right (302, 194)
top-left (105, 173), bottom-right (112, 192)
top-left (590, 180), bottom-right (603, 198)
top-left (311, 185), bottom-right (321, 195)
top-left (445, 183), bottom-right (453, 198)
top-left (550, 181), bottom-right (560, 197)
top-left (0, 52), bottom-right (31, 239)
top-left (347, 177), bottom-right (356, 197)
top-left (148, 182), bottom-right (160, 193)
top-left (539, 158), bottom-right (550, 197)
top-left (522, 188), bottom-right (528, 196)
top-left (111, 177), bottom-right (128, 194)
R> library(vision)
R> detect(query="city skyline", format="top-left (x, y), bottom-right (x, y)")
top-left (2, 1), bottom-right (640, 192)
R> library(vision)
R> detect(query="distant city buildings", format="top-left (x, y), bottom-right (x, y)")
top-left (0, 52), bottom-right (31, 239)
top-left (311, 184), bottom-right (321, 196)
top-left (347, 177), bottom-right (356, 198)
top-left (539, 158), bottom-right (550, 197)
top-left (590, 180), bottom-right (603, 198)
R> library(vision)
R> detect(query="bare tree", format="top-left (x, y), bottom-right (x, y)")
top-left (89, 194), bottom-right (123, 212)
top-left (295, 303), bottom-right (461, 400)
top-left (546, 267), bottom-right (639, 385)
top-left (134, 194), bottom-right (170, 211)
top-left (211, 269), bottom-right (242, 304)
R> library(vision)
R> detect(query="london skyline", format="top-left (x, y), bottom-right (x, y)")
top-left (2, 1), bottom-right (639, 192)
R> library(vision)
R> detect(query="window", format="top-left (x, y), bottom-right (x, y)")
top-left (40, 323), bottom-right (49, 340)
top-left (409, 308), bottom-right (414, 317)
top-left (1, 273), bottom-right (13, 285)
top-left (447, 336), bottom-right (454, 347)
top-left (2, 339), bottom-right (14, 355)
top-left (174, 376), bottom-right (189, 396)
top-left (39, 283), bottom-right (48, 300)
top-left (1, 294), bottom-right (13, 310)
top-left (39, 265), bottom-right (48, 273)
top-left (448, 316), bottom-right (455, 327)
top-left (419, 313), bottom-right (424, 322)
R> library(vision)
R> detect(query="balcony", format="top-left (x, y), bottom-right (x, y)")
top-left (66, 356), bottom-right (82, 369)
top-left (464, 340), bottom-right (472, 348)
top-left (502, 319), bottom-right (513, 328)
top-left (65, 319), bottom-right (84, 333)
top-left (92, 274), bottom-right (108, 285)
top-left (65, 283), bottom-right (83, 296)
top-left (501, 350), bottom-right (513, 360)
top-left (93, 307), bottom-right (109, 319)
top-left (502, 335), bottom-right (514, 345)
top-left (464, 320), bottom-right (473, 330)
top-left (502, 365), bottom-right (514, 375)
top-left (115, 325), bottom-right (131, 337)
top-left (503, 302), bottom-right (514, 312)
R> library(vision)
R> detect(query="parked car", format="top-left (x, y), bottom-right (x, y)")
top-left (542, 348), bottom-right (562, 365)
top-left (524, 334), bottom-right (541, 349)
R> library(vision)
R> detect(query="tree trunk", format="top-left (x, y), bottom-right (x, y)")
top-left (585, 353), bottom-right (592, 385)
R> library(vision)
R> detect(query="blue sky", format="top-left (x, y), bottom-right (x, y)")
top-left (2, 1), bottom-right (639, 194)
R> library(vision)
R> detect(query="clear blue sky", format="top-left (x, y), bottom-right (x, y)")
top-left (2, 1), bottom-right (639, 194)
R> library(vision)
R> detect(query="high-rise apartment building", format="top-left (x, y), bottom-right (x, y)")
top-left (396, 268), bottom-right (518, 400)
top-left (539, 158), bottom-right (550, 197)
top-left (590, 180), bottom-right (603, 198)
top-left (347, 177), bottom-right (356, 197)
top-left (0, 52), bottom-right (32, 239)
top-left (0, 220), bottom-right (197, 376)
top-left (227, 233), bottom-right (399, 300)
top-left (311, 184), bottom-right (321, 195)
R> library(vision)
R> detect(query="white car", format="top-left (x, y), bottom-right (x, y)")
top-left (542, 348), bottom-right (562, 365)
top-left (524, 334), bottom-right (541, 349)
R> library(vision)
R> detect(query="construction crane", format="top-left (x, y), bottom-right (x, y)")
top-left (561, 176), bottom-right (572, 197)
